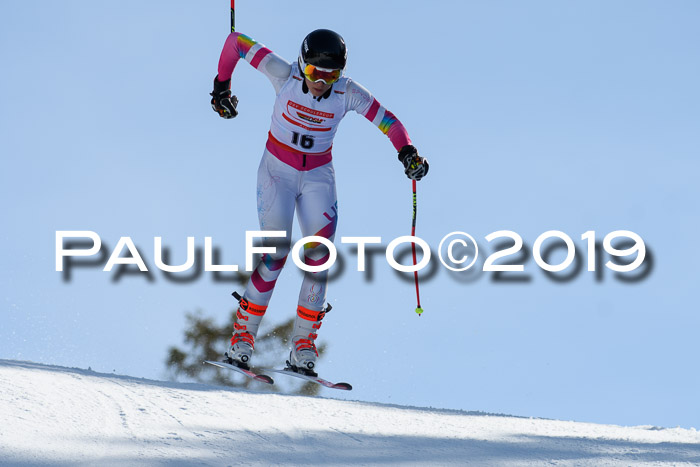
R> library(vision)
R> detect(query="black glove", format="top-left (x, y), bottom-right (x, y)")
top-left (398, 145), bottom-right (429, 181)
top-left (210, 76), bottom-right (238, 119)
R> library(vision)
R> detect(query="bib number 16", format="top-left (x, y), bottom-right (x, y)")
top-left (291, 132), bottom-right (314, 150)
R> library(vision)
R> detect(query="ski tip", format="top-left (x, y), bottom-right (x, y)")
top-left (204, 360), bottom-right (275, 385)
top-left (256, 375), bottom-right (275, 384)
top-left (333, 382), bottom-right (352, 391)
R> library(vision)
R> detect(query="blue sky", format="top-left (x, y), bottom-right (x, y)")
top-left (2, 1), bottom-right (699, 428)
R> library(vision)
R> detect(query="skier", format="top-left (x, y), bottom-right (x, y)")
top-left (211, 29), bottom-right (428, 376)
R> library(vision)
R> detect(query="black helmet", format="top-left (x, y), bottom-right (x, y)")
top-left (299, 29), bottom-right (347, 70)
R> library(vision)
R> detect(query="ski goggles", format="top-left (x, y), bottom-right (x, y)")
top-left (301, 62), bottom-right (342, 84)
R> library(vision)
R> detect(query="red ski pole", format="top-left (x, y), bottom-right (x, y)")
top-left (230, 0), bottom-right (235, 32)
top-left (412, 180), bottom-right (424, 316)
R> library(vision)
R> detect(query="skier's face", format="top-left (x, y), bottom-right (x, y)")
top-left (305, 77), bottom-right (332, 97)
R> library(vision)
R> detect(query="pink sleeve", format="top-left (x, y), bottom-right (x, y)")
top-left (346, 80), bottom-right (411, 151)
top-left (362, 98), bottom-right (412, 151)
top-left (217, 32), bottom-right (274, 80)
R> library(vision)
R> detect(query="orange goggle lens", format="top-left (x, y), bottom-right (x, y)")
top-left (302, 63), bottom-right (342, 84)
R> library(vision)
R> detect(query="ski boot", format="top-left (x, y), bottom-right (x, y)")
top-left (224, 292), bottom-right (267, 370)
top-left (287, 304), bottom-right (331, 377)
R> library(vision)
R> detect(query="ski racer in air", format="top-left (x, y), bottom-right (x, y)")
top-left (211, 28), bottom-right (429, 376)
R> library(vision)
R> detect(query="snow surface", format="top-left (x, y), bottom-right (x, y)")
top-left (1, 360), bottom-right (698, 466)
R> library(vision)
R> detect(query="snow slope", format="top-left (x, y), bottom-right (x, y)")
top-left (1, 360), bottom-right (698, 466)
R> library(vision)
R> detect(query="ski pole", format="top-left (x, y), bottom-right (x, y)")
top-left (227, 0), bottom-right (239, 112)
top-left (412, 180), bottom-right (424, 316)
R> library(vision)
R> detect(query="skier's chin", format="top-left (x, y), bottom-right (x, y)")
top-left (306, 79), bottom-right (330, 96)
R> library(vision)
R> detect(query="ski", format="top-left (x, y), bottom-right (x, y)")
top-left (203, 360), bottom-right (274, 384)
top-left (265, 367), bottom-right (352, 391)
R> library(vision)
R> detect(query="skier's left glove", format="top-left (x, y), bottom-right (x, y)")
top-left (398, 145), bottom-right (429, 181)
top-left (210, 75), bottom-right (238, 119)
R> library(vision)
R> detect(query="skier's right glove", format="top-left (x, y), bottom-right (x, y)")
top-left (210, 76), bottom-right (238, 119)
top-left (398, 145), bottom-right (429, 181)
